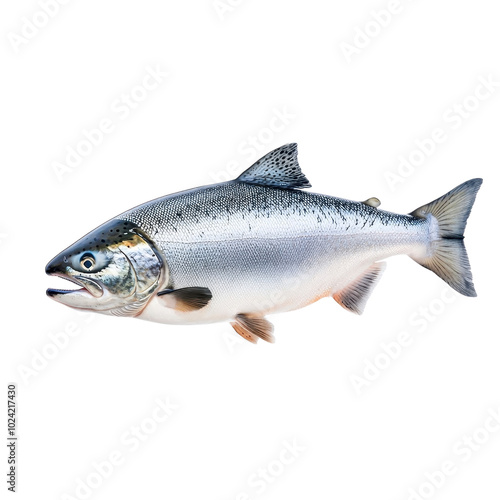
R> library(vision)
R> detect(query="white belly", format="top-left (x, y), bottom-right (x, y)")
top-left (137, 232), bottom-right (425, 325)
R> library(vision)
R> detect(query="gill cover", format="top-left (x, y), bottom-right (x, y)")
top-left (46, 219), bottom-right (164, 316)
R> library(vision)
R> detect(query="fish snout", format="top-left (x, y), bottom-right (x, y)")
top-left (45, 254), bottom-right (65, 275)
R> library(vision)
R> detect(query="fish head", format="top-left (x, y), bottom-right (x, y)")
top-left (45, 219), bottom-right (164, 316)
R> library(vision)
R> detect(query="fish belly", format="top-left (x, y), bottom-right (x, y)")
top-left (138, 229), bottom-right (425, 325)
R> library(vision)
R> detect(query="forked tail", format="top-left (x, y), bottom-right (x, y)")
top-left (410, 179), bottom-right (483, 297)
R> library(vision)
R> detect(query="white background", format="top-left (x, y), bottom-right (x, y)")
top-left (1, 1), bottom-right (499, 499)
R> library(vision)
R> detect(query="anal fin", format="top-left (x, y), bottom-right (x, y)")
top-left (333, 262), bottom-right (386, 315)
top-left (231, 314), bottom-right (275, 344)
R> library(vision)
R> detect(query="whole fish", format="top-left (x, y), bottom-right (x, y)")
top-left (46, 144), bottom-right (482, 343)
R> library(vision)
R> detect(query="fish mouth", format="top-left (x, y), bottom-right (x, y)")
top-left (46, 272), bottom-right (103, 299)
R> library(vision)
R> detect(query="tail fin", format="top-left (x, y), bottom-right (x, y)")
top-left (410, 178), bottom-right (482, 297)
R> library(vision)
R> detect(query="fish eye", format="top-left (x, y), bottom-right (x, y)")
top-left (70, 250), bottom-right (110, 274)
top-left (80, 253), bottom-right (96, 271)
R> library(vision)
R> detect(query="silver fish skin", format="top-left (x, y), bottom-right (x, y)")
top-left (46, 143), bottom-right (482, 343)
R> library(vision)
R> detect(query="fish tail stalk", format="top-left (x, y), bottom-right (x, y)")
top-left (409, 178), bottom-right (483, 296)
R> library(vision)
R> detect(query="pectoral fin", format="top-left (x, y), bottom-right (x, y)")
top-left (157, 287), bottom-right (212, 312)
top-left (231, 314), bottom-right (275, 344)
top-left (333, 262), bottom-right (386, 315)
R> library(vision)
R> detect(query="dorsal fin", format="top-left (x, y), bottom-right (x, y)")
top-left (236, 143), bottom-right (311, 190)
